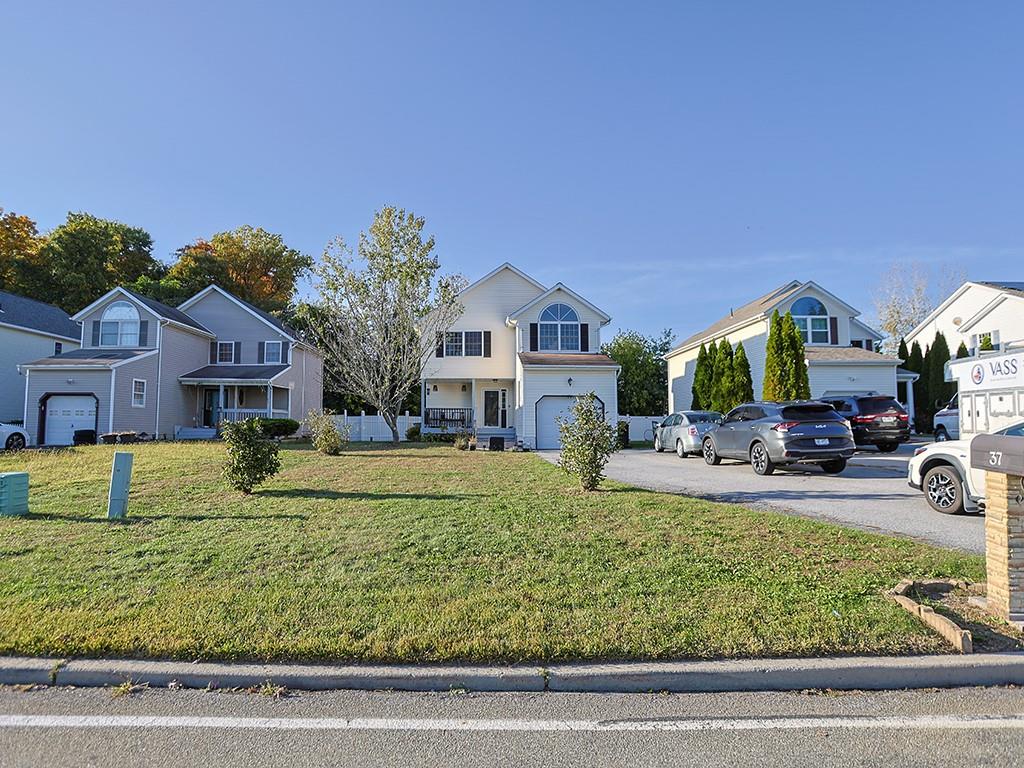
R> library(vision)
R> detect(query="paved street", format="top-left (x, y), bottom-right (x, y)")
top-left (540, 441), bottom-right (985, 553)
top-left (2, 685), bottom-right (1023, 767)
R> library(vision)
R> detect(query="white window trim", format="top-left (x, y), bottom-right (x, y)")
top-left (538, 304), bottom-right (581, 352)
top-left (99, 301), bottom-right (142, 348)
top-left (131, 379), bottom-right (147, 408)
top-left (218, 341), bottom-right (236, 364)
top-left (264, 340), bottom-right (283, 364)
top-left (444, 330), bottom-right (486, 357)
top-left (792, 315), bottom-right (831, 345)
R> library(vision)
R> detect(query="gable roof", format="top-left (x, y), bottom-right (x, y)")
top-left (507, 282), bottom-right (612, 325)
top-left (177, 285), bottom-right (300, 341)
top-left (978, 281), bottom-right (1024, 297)
top-left (0, 290), bottom-right (80, 341)
top-left (71, 286), bottom-right (213, 336)
top-left (850, 317), bottom-right (885, 340)
top-left (905, 281), bottom-right (1023, 344)
top-left (460, 262), bottom-right (547, 297)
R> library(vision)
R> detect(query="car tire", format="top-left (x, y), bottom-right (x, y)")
top-left (676, 440), bottom-right (687, 459)
top-left (702, 437), bottom-right (721, 466)
top-left (877, 443), bottom-right (899, 453)
top-left (750, 442), bottom-right (775, 475)
top-left (923, 465), bottom-right (966, 515)
top-left (934, 428), bottom-right (949, 443)
top-left (820, 458), bottom-right (847, 474)
top-left (654, 434), bottom-right (663, 452)
top-left (5, 433), bottom-right (26, 451)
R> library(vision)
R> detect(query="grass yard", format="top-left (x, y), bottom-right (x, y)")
top-left (0, 442), bottom-right (983, 663)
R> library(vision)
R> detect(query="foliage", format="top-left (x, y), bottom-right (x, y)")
top-left (979, 334), bottom-right (994, 352)
top-left (305, 409), bottom-right (349, 455)
top-left (873, 262), bottom-right (933, 354)
top-left (956, 341), bottom-right (970, 359)
top-left (557, 392), bottom-right (618, 491)
top-left (762, 311), bottom-right (808, 402)
top-left (258, 418), bottom-right (300, 438)
top-left (307, 207), bottom-right (466, 443)
top-left (221, 419), bottom-right (281, 494)
top-left (453, 431), bottom-right (471, 450)
top-left (406, 422), bottom-right (421, 441)
top-left (922, 332), bottom-right (955, 429)
top-left (731, 341), bottom-right (755, 406)
top-left (906, 341), bottom-right (928, 429)
top-left (690, 343), bottom-right (709, 410)
top-left (782, 312), bottom-right (811, 400)
top-left (762, 310), bottom-right (785, 401)
top-left (710, 338), bottom-right (735, 413)
top-left (0, 208), bottom-right (44, 292)
top-left (616, 420), bottom-right (631, 449)
top-left (601, 329), bottom-right (674, 415)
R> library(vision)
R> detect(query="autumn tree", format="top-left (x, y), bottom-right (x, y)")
top-left (0, 208), bottom-right (44, 292)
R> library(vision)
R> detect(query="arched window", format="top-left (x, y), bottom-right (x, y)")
top-left (539, 303), bottom-right (580, 351)
top-left (100, 301), bottom-right (140, 347)
top-left (790, 296), bottom-right (830, 344)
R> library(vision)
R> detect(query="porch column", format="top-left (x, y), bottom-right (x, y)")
top-left (905, 379), bottom-right (916, 432)
top-left (217, 384), bottom-right (224, 425)
top-left (470, 380), bottom-right (476, 431)
top-left (266, 383), bottom-right (273, 417)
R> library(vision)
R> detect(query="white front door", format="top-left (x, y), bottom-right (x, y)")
top-left (44, 395), bottom-right (97, 445)
top-left (536, 396), bottom-right (578, 450)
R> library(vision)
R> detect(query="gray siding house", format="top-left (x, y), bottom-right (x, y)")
top-left (0, 290), bottom-right (81, 424)
top-left (20, 285), bottom-right (323, 445)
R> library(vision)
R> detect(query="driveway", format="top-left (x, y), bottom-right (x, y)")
top-left (539, 441), bottom-right (984, 553)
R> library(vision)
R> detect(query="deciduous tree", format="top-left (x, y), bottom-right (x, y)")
top-left (602, 329), bottom-right (674, 415)
top-left (0, 208), bottom-right (43, 292)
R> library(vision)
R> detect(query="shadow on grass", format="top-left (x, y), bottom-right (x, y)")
top-left (21, 512), bottom-right (308, 524)
top-left (255, 489), bottom-right (481, 501)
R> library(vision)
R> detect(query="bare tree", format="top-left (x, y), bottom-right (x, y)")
top-left (309, 207), bottom-right (466, 442)
top-left (873, 262), bottom-right (933, 354)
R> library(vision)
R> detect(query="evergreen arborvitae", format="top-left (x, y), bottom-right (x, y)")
top-left (956, 341), bottom-right (969, 359)
top-left (691, 343), bottom-right (708, 410)
top-left (705, 340), bottom-right (719, 410)
top-left (762, 310), bottom-right (785, 400)
top-left (928, 331), bottom-right (954, 416)
top-left (907, 341), bottom-right (926, 428)
top-left (898, 338), bottom-right (909, 364)
top-left (980, 334), bottom-right (995, 351)
top-left (732, 341), bottom-right (755, 406)
top-left (779, 312), bottom-right (809, 400)
top-left (712, 338), bottom-right (735, 413)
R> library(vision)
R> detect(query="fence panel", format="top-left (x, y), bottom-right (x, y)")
top-left (333, 412), bottom-right (422, 442)
top-left (618, 414), bottom-right (665, 443)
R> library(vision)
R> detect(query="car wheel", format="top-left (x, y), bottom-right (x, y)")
top-left (923, 465), bottom-right (965, 514)
top-left (702, 437), bottom-right (721, 466)
top-left (877, 443), bottom-right (899, 453)
top-left (676, 440), bottom-right (688, 458)
top-left (750, 442), bottom-right (775, 475)
top-left (821, 458), bottom-right (847, 474)
top-left (654, 434), bottom-right (663, 452)
top-left (934, 428), bottom-right (949, 443)
top-left (5, 433), bottom-right (26, 451)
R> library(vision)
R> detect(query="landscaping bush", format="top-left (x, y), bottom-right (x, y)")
top-left (305, 409), bottom-right (350, 455)
top-left (405, 423), bottom-right (421, 441)
top-left (558, 392), bottom-right (618, 491)
top-left (258, 418), bottom-right (300, 438)
top-left (616, 420), bottom-right (630, 449)
top-left (453, 431), bottom-right (471, 451)
top-left (221, 418), bottom-right (281, 494)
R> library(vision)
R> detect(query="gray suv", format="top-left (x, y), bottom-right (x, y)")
top-left (702, 401), bottom-right (855, 475)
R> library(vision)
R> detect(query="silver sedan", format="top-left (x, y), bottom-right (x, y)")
top-left (654, 411), bottom-right (723, 457)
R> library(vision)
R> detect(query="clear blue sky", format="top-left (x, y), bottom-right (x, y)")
top-left (3, 2), bottom-right (1022, 342)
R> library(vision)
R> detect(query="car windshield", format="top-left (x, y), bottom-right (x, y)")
top-left (856, 397), bottom-right (904, 415)
top-left (999, 423), bottom-right (1024, 437)
top-left (780, 404), bottom-right (843, 421)
top-left (688, 412), bottom-right (722, 424)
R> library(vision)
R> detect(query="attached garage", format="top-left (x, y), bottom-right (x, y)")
top-left (536, 396), bottom-right (578, 450)
top-left (41, 394), bottom-right (99, 446)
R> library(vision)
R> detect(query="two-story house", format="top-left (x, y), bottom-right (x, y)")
top-left (0, 290), bottom-right (81, 424)
top-left (420, 263), bottom-right (619, 450)
top-left (666, 280), bottom-right (918, 414)
top-left (905, 281), bottom-right (1024, 356)
top-left (19, 285), bottom-right (323, 445)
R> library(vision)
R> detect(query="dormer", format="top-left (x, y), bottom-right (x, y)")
top-left (506, 283), bottom-right (612, 354)
top-left (73, 287), bottom-right (213, 349)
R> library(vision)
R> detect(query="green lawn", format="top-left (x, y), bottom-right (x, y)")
top-left (0, 442), bottom-right (983, 663)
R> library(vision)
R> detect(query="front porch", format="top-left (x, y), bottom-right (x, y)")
top-left (421, 378), bottom-right (515, 441)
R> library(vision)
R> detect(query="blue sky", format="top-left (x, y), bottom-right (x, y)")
top-left (3, 2), bottom-right (1022, 342)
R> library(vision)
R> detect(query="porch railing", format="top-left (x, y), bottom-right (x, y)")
top-left (219, 408), bottom-right (291, 423)
top-left (423, 407), bottom-right (474, 431)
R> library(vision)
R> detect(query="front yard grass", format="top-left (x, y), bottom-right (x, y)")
top-left (0, 442), bottom-right (983, 663)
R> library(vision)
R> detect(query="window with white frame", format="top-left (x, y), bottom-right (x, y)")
top-left (218, 342), bottom-right (235, 363)
top-left (264, 341), bottom-right (282, 364)
top-left (790, 297), bottom-right (830, 344)
top-left (131, 379), bottom-right (146, 408)
top-left (464, 331), bottom-right (483, 356)
top-left (100, 301), bottom-right (140, 346)
top-left (971, 330), bottom-right (1000, 354)
top-left (539, 303), bottom-right (580, 351)
top-left (444, 331), bottom-right (463, 357)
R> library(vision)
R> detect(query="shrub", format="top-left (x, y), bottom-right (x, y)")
top-left (259, 418), bottom-right (300, 438)
top-left (453, 430), bottom-right (471, 451)
top-left (406, 423), bottom-right (421, 441)
top-left (305, 409), bottom-right (349, 455)
top-left (222, 418), bottom-right (281, 494)
top-left (557, 392), bottom-right (618, 491)
top-left (616, 420), bottom-right (630, 449)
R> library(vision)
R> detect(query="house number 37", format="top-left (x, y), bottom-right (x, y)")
top-left (989, 451), bottom-right (1004, 467)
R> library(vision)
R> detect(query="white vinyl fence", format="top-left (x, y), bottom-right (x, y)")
top-left (619, 414), bottom-right (665, 443)
top-left (333, 411), bottom-right (421, 442)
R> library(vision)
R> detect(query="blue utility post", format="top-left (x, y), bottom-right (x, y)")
top-left (107, 451), bottom-right (134, 519)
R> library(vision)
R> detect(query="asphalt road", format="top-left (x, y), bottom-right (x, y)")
top-left (540, 441), bottom-right (985, 553)
top-left (2, 685), bottom-right (1023, 767)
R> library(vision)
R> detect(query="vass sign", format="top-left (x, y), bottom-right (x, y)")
top-left (955, 351), bottom-right (1024, 393)
top-left (970, 434), bottom-right (1024, 477)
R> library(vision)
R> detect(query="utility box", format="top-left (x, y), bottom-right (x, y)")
top-left (0, 472), bottom-right (29, 517)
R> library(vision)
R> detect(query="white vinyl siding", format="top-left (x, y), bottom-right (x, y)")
top-left (808, 364), bottom-right (897, 398)
top-left (518, 367), bottom-right (618, 449)
top-left (0, 325), bottom-right (81, 422)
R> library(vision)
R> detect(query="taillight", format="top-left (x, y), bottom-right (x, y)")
top-left (688, 425), bottom-right (698, 436)
top-left (898, 412), bottom-right (909, 422)
top-left (772, 421), bottom-right (799, 432)
top-left (852, 415), bottom-right (875, 423)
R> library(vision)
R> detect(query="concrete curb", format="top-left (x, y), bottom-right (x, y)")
top-left (4, 653), bottom-right (1024, 694)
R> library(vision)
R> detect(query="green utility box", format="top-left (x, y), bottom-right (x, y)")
top-left (0, 472), bottom-right (29, 516)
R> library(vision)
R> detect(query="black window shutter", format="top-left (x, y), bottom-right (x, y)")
top-left (281, 343), bottom-right (289, 364)
top-left (234, 341), bottom-right (242, 363)
top-left (257, 342), bottom-right (265, 364)
top-left (91, 320), bottom-right (100, 346)
top-left (829, 317), bottom-right (839, 345)
top-left (529, 323), bottom-right (539, 352)
top-left (436, 333), bottom-right (444, 357)
top-left (483, 331), bottom-right (491, 357)
top-left (138, 320), bottom-right (149, 346)
top-left (580, 323), bottom-right (589, 352)
top-left (209, 341), bottom-right (217, 363)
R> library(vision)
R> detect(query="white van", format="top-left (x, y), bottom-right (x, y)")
top-left (932, 394), bottom-right (959, 442)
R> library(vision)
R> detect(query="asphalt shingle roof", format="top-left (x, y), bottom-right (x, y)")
top-left (804, 346), bottom-right (900, 363)
top-left (0, 290), bottom-right (80, 340)
top-left (978, 281), bottom-right (1024, 298)
top-left (121, 288), bottom-right (212, 334)
top-left (179, 364), bottom-right (290, 381)
top-left (518, 352), bottom-right (619, 367)
top-left (22, 348), bottom-right (152, 367)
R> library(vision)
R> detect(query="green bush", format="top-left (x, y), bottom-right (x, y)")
top-left (406, 423), bottom-right (421, 441)
top-left (453, 431), bottom-right (471, 451)
top-left (259, 418), bottom-right (300, 438)
top-left (616, 420), bottom-right (630, 449)
top-left (558, 393), bottom-right (618, 491)
top-left (305, 409), bottom-right (349, 455)
top-left (222, 419), bottom-right (281, 494)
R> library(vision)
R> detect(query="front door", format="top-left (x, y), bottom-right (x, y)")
top-left (483, 389), bottom-right (508, 428)
top-left (202, 389), bottom-right (219, 427)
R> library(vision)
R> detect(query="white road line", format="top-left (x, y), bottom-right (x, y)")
top-left (1, 715), bottom-right (1024, 732)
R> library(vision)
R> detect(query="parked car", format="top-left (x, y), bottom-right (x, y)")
top-left (908, 420), bottom-right (1024, 514)
top-left (702, 401), bottom-right (855, 475)
top-left (654, 411), bottom-right (723, 457)
top-left (0, 422), bottom-right (29, 451)
top-left (933, 394), bottom-right (959, 442)
top-left (820, 394), bottom-right (910, 452)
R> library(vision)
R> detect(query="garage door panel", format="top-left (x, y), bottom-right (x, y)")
top-left (44, 396), bottom-right (97, 446)
top-left (536, 396), bottom-right (578, 450)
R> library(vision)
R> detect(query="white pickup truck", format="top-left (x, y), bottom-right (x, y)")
top-left (908, 420), bottom-right (1024, 514)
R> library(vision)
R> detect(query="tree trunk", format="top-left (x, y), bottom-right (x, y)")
top-left (382, 410), bottom-right (400, 444)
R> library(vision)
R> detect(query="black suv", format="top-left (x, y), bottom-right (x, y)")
top-left (821, 394), bottom-right (910, 452)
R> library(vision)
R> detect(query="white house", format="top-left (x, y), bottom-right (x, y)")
top-left (665, 280), bottom-right (918, 413)
top-left (420, 263), bottom-right (619, 450)
top-left (905, 281), bottom-right (1024, 356)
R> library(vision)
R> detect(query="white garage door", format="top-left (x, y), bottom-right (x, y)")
top-left (44, 396), bottom-right (97, 446)
top-left (536, 396), bottom-right (579, 450)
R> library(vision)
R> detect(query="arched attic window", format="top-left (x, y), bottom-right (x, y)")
top-left (100, 301), bottom-right (140, 346)
top-left (539, 303), bottom-right (580, 351)
top-left (790, 296), bottom-right (829, 344)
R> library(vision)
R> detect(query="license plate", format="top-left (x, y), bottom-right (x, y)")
top-left (882, 417), bottom-right (896, 424)
top-left (815, 438), bottom-right (829, 446)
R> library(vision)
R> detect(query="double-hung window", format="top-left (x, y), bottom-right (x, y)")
top-left (790, 297), bottom-right (830, 344)
top-left (539, 304), bottom-right (580, 351)
top-left (99, 301), bottom-right (140, 347)
top-left (445, 331), bottom-right (464, 357)
top-left (264, 341), bottom-right (282, 364)
top-left (464, 331), bottom-right (483, 356)
top-left (131, 379), bottom-right (146, 408)
top-left (218, 342), bottom-right (235, 363)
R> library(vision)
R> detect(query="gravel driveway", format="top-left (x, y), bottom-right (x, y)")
top-left (538, 442), bottom-right (984, 553)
